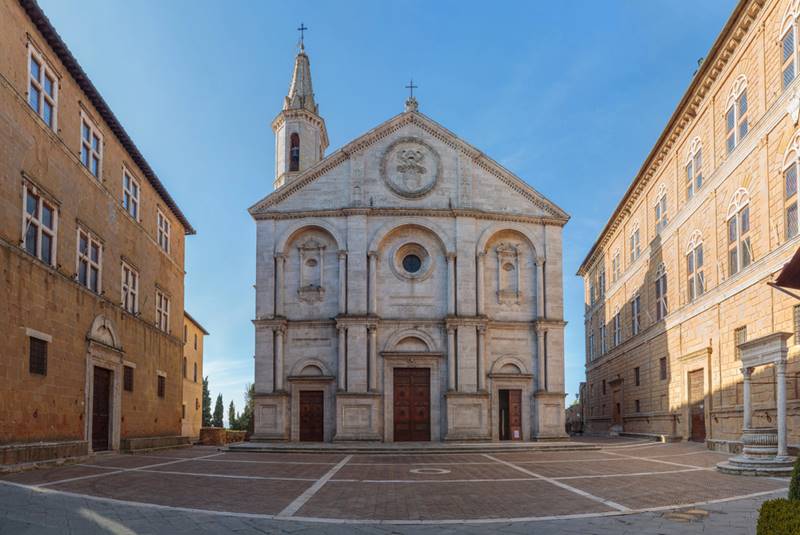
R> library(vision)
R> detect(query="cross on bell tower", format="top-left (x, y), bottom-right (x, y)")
top-left (297, 22), bottom-right (308, 49)
top-left (404, 78), bottom-right (419, 112)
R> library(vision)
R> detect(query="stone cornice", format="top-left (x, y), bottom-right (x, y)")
top-left (249, 111), bottom-right (569, 220)
top-left (252, 207), bottom-right (567, 227)
top-left (577, 0), bottom-right (765, 276)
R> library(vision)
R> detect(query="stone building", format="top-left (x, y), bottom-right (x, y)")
top-left (249, 41), bottom-right (569, 442)
top-left (578, 0), bottom-right (800, 452)
top-left (181, 312), bottom-right (208, 440)
top-left (0, 0), bottom-right (194, 464)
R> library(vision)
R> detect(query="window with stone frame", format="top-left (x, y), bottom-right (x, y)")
top-left (123, 365), bottom-right (134, 392)
top-left (122, 168), bottom-right (140, 221)
top-left (155, 290), bottom-right (170, 333)
top-left (612, 250), bottom-right (621, 283)
top-left (76, 229), bottom-right (102, 293)
top-left (686, 139), bottom-right (703, 200)
top-left (783, 18), bottom-right (797, 90)
top-left (629, 225), bottom-right (641, 263)
top-left (727, 189), bottom-right (752, 277)
top-left (602, 379), bottom-right (606, 395)
top-left (496, 242), bottom-right (521, 303)
top-left (655, 263), bottom-right (668, 321)
top-left (634, 366), bottom-right (641, 386)
top-left (599, 324), bottom-right (607, 355)
top-left (686, 233), bottom-right (704, 302)
top-left (157, 209), bottom-right (171, 253)
top-left (183, 357), bottom-right (187, 378)
top-left (80, 113), bottom-right (103, 178)
top-left (22, 185), bottom-right (57, 266)
top-left (785, 140), bottom-right (800, 240)
top-left (588, 331), bottom-right (595, 361)
top-left (121, 261), bottom-right (138, 314)
top-left (635, 399), bottom-right (641, 413)
top-left (631, 293), bottom-right (641, 335)
top-left (659, 357), bottom-right (667, 381)
top-left (29, 337), bottom-right (47, 376)
top-left (654, 186), bottom-right (668, 235)
top-left (598, 268), bottom-right (606, 299)
top-left (28, 46), bottom-right (57, 129)
top-left (157, 374), bottom-right (166, 398)
top-left (725, 78), bottom-right (748, 154)
top-left (193, 362), bottom-right (198, 382)
top-left (613, 309), bottom-right (621, 347)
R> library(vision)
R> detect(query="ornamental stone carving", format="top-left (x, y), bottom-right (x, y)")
top-left (380, 137), bottom-right (441, 198)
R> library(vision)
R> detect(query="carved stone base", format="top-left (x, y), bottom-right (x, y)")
top-left (251, 392), bottom-right (290, 441)
top-left (333, 392), bottom-right (383, 441)
top-left (716, 428), bottom-right (795, 476)
top-left (444, 391), bottom-right (491, 441)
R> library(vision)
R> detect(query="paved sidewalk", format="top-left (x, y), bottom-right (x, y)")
top-left (0, 482), bottom-right (783, 534)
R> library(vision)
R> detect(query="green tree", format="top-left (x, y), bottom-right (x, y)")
top-left (201, 377), bottom-right (212, 427)
top-left (789, 457), bottom-right (800, 501)
top-left (228, 401), bottom-right (238, 430)
top-left (212, 394), bottom-right (224, 428)
top-left (232, 383), bottom-right (255, 432)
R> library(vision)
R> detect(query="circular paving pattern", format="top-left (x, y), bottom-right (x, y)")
top-left (0, 438), bottom-right (788, 524)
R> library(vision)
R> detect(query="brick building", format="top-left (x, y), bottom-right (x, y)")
top-left (181, 312), bottom-right (207, 440)
top-left (0, 0), bottom-right (194, 464)
top-left (578, 0), bottom-right (800, 451)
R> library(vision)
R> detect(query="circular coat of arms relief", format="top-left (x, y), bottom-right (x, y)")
top-left (380, 137), bottom-right (441, 198)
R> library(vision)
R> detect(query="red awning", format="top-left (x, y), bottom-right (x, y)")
top-left (775, 246), bottom-right (800, 290)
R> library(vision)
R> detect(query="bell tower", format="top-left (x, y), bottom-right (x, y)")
top-left (272, 27), bottom-right (328, 190)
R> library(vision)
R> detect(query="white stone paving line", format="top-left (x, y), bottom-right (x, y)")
top-left (482, 454), bottom-right (630, 512)
top-left (0, 479), bottom-right (785, 525)
top-left (34, 453), bottom-right (224, 487)
top-left (275, 454), bottom-right (353, 518)
top-left (603, 449), bottom-right (714, 470)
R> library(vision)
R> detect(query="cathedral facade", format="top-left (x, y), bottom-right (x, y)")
top-left (249, 43), bottom-right (569, 442)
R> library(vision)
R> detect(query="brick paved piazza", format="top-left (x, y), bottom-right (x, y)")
top-left (0, 438), bottom-right (790, 534)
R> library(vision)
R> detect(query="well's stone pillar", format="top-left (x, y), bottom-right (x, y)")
top-left (777, 360), bottom-right (788, 458)
top-left (742, 366), bottom-right (752, 431)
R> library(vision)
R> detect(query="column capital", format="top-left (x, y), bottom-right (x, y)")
top-left (274, 252), bottom-right (287, 260)
top-left (741, 366), bottom-right (753, 378)
top-left (368, 250), bottom-right (380, 259)
top-left (367, 324), bottom-right (377, 333)
top-left (477, 324), bottom-right (487, 334)
top-left (776, 359), bottom-right (787, 374)
top-left (338, 250), bottom-right (348, 259)
top-left (476, 251), bottom-right (487, 258)
top-left (275, 324), bottom-right (287, 335)
top-left (446, 252), bottom-right (457, 261)
top-left (337, 325), bottom-right (348, 334)
top-left (447, 325), bottom-right (457, 334)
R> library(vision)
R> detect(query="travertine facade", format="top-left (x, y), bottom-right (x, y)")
top-left (250, 44), bottom-right (570, 442)
top-left (0, 0), bottom-right (193, 461)
top-left (181, 313), bottom-right (207, 440)
top-left (578, 0), bottom-right (800, 451)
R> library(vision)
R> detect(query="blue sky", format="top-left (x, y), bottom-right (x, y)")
top-left (38, 0), bottom-right (737, 419)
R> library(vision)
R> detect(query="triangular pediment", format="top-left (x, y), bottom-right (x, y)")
top-left (249, 111), bottom-right (568, 222)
